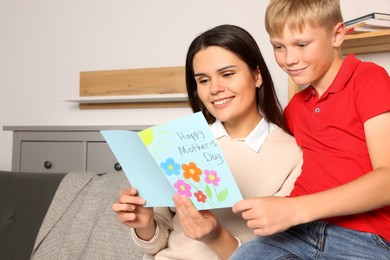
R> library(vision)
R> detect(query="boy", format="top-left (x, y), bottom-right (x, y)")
top-left (231, 0), bottom-right (390, 259)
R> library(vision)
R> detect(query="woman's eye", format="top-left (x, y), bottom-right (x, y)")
top-left (198, 78), bottom-right (209, 84)
top-left (223, 72), bottom-right (234, 78)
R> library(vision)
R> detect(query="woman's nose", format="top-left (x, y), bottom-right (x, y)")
top-left (210, 79), bottom-right (224, 94)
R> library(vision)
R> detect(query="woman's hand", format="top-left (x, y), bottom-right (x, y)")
top-left (173, 194), bottom-right (239, 260)
top-left (173, 194), bottom-right (220, 243)
top-left (112, 188), bottom-right (156, 240)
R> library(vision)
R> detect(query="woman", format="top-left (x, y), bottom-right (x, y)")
top-left (112, 24), bottom-right (302, 260)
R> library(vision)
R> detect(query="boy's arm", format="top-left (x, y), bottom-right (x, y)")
top-left (298, 111), bottom-right (390, 222)
top-left (233, 112), bottom-right (390, 236)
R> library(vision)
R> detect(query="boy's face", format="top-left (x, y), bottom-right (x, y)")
top-left (269, 24), bottom-right (343, 93)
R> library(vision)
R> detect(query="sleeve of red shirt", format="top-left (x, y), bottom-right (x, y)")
top-left (353, 63), bottom-right (390, 123)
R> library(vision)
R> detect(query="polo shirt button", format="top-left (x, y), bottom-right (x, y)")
top-left (315, 107), bottom-right (321, 113)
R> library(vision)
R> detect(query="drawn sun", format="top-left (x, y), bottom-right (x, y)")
top-left (139, 128), bottom-right (154, 147)
top-left (138, 128), bottom-right (171, 158)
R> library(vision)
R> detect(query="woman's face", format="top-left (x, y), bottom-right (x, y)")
top-left (193, 46), bottom-right (262, 127)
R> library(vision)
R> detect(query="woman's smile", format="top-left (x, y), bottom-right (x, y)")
top-left (212, 96), bottom-right (234, 106)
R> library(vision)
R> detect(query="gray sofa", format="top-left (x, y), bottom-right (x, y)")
top-left (0, 170), bottom-right (144, 260)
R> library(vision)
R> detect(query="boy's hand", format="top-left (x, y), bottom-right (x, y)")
top-left (232, 196), bottom-right (300, 236)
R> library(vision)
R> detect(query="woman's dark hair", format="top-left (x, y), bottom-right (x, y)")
top-left (185, 24), bottom-right (288, 133)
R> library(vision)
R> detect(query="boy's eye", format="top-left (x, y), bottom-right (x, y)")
top-left (297, 43), bottom-right (307, 48)
top-left (272, 45), bottom-right (283, 50)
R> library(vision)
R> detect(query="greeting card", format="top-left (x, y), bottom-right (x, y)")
top-left (101, 112), bottom-right (242, 209)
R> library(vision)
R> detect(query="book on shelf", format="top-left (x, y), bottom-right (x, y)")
top-left (101, 112), bottom-right (243, 210)
top-left (345, 12), bottom-right (390, 34)
top-left (346, 21), bottom-right (390, 34)
top-left (345, 12), bottom-right (390, 26)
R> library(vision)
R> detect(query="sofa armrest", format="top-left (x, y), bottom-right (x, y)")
top-left (0, 171), bottom-right (66, 260)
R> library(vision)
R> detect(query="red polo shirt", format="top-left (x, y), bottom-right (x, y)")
top-left (285, 54), bottom-right (390, 242)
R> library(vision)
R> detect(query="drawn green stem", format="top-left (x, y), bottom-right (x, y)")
top-left (213, 185), bottom-right (220, 202)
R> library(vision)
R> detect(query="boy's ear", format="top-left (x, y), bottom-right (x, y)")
top-left (332, 22), bottom-right (345, 48)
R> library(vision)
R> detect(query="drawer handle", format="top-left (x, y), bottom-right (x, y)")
top-left (44, 161), bottom-right (52, 169)
top-left (114, 162), bottom-right (122, 171)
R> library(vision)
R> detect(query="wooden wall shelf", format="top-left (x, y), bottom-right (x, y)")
top-left (341, 29), bottom-right (390, 55)
top-left (69, 66), bottom-right (188, 109)
top-left (288, 29), bottom-right (390, 100)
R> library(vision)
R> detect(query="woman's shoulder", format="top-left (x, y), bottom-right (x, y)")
top-left (261, 125), bottom-right (302, 171)
top-left (266, 125), bottom-right (301, 150)
top-left (268, 125), bottom-right (294, 140)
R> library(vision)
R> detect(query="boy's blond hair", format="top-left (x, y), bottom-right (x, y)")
top-left (265, 0), bottom-right (343, 37)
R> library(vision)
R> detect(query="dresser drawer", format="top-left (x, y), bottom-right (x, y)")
top-left (20, 142), bottom-right (84, 173)
top-left (87, 142), bottom-right (122, 173)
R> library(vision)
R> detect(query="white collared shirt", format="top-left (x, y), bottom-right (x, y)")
top-left (210, 119), bottom-right (275, 153)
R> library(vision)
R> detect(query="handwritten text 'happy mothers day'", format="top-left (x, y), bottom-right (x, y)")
top-left (175, 130), bottom-right (223, 165)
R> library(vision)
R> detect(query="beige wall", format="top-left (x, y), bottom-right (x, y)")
top-left (1, 0), bottom-right (389, 170)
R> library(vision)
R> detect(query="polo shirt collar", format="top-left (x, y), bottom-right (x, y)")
top-left (210, 118), bottom-right (274, 152)
top-left (304, 54), bottom-right (361, 101)
top-left (327, 54), bottom-right (360, 94)
top-left (303, 86), bottom-right (315, 101)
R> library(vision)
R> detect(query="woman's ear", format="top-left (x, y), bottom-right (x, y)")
top-left (255, 67), bottom-right (263, 88)
top-left (333, 22), bottom-right (345, 48)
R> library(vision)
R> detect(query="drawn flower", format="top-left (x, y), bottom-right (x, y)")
top-left (194, 190), bottom-right (207, 203)
top-left (174, 179), bottom-right (192, 197)
top-left (182, 162), bottom-right (202, 182)
top-left (204, 170), bottom-right (221, 186)
top-left (160, 158), bottom-right (181, 176)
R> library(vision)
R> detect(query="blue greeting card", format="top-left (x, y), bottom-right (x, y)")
top-left (101, 112), bottom-right (243, 209)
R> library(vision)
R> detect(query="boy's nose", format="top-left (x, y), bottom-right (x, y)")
top-left (285, 50), bottom-right (299, 66)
